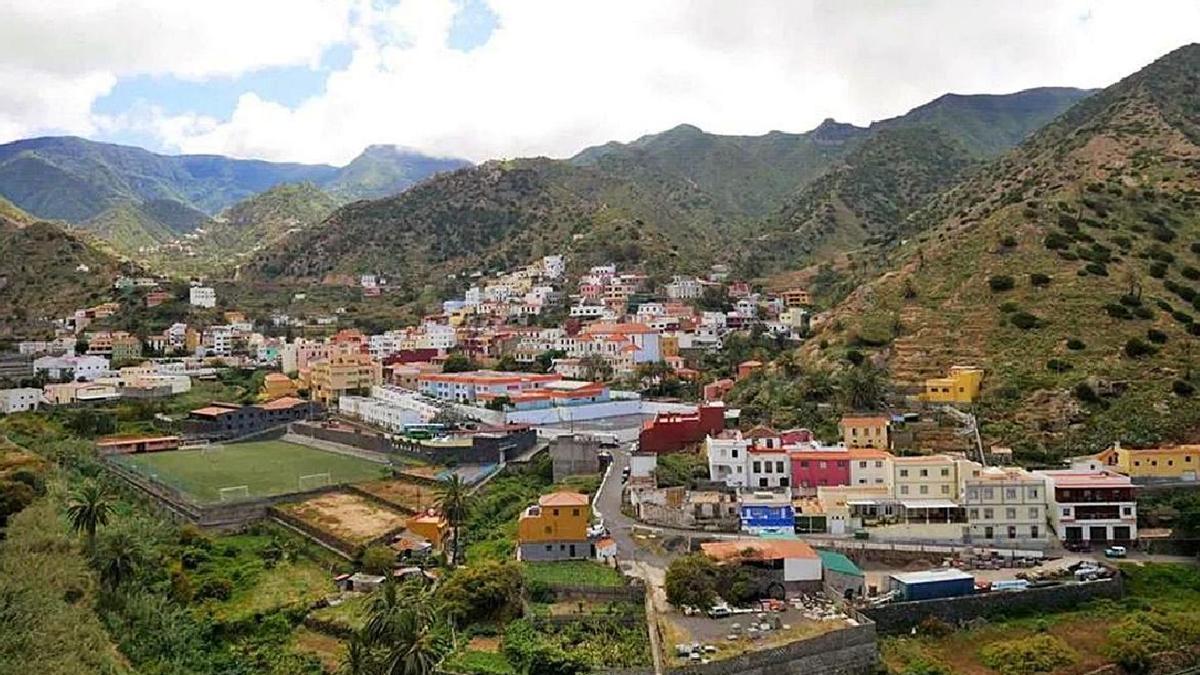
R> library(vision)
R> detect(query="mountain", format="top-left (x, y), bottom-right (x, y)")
top-left (246, 86), bottom-right (1098, 297)
top-left (0, 137), bottom-right (471, 261)
top-left (872, 87), bottom-right (1095, 158)
top-left (325, 145), bottom-right (471, 202)
top-left (801, 43), bottom-right (1200, 458)
top-left (0, 195), bottom-right (32, 224)
top-left (0, 219), bottom-right (127, 337)
top-left (570, 122), bottom-right (863, 218)
top-left (747, 126), bottom-right (978, 271)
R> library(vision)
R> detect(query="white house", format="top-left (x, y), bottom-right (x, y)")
top-left (34, 354), bottom-right (110, 382)
top-left (0, 388), bottom-right (42, 414)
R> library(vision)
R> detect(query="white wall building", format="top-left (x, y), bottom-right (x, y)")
top-left (963, 467), bottom-right (1047, 544)
top-left (33, 354), bottom-right (110, 382)
top-left (0, 388), bottom-right (42, 414)
top-left (189, 286), bottom-right (216, 308)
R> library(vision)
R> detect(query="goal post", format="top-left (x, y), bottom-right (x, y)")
top-left (298, 473), bottom-right (332, 491)
top-left (218, 485), bottom-right (250, 502)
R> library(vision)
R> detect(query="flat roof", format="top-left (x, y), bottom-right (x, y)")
top-left (890, 568), bottom-right (974, 584)
top-left (900, 499), bottom-right (960, 509)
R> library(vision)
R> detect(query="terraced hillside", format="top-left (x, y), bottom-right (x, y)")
top-left (802, 43), bottom-right (1200, 459)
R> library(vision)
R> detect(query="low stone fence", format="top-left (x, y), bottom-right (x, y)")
top-left (863, 576), bottom-right (1124, 635)
top-left (289, 422), bottom-right (392, 455)
top-left (269, 507), bottom-right (359, 559)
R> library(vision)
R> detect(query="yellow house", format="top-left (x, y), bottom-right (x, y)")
top-left (921, 366), bottom-right (984, 404)
top-left (892, 455), bottom-right (977, 500)
top-left (308, 352), bottom-right (383, 405)
top-left (405, 511), bottom-right (448, 550)
top-left (260, 372), bottom-right (299, 400)
top-left (1099, 444), bottom-right (1200, 481)
top-left (517, 492), bottom-right (593, 561)
top-left (660, 334), bottom-right (680, 359)
top-left (840, 414), bottom-right (891, 450)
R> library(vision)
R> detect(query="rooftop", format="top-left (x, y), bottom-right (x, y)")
top-left (890, 568), bottom-right (974, 584)
top-left (701, 538), bottom-right (818, 562)
top-left (538, 492), bottom-right (591, 507)
top-left (817, 549), bottom-right (863, 577)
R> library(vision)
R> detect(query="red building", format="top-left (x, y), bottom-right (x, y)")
top-left (789, 451), bottom-right (852, 490)
top-left (382, 349), bottom-right (441, 365)
top-left (638, 403), bottom-right (726, 453)
top-left (703, 378), bottom-right (735, 402)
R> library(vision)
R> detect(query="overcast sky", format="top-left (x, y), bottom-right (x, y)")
top-left (2, 0), bottom-right (1199, 165)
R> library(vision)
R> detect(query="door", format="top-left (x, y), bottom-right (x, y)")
top-left (1113, 526), bottom-right (1131, 542)
top-left (569, 544), bottom-right (576, 558)
top-left (1089, 526), bottom-right (1108, 542)
top-left (1065, 526), bottom-right (1083, 541)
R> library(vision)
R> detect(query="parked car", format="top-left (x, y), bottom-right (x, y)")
top-left (707, 604), bottom-right (732, 619)
top-left (1104, 545), bottom-right (1127, 558)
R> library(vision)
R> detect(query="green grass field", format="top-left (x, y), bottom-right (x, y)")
top-left (113, 440), bottom-right (389, 503)
top-left (523, 560), bottom-right (625, 587)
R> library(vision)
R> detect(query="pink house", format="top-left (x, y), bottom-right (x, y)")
top-left (790, 451), bottom-right (851, 490)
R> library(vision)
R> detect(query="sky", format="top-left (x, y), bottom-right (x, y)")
top-left (3, 0), bottom-right (1200, 166)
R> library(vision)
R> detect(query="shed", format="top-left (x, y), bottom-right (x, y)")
top-left (888, 568), bottom-right (974, 602)
top-left (817, 549), bottom-right (865, 600)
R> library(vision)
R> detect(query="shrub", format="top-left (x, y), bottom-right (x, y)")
top-left (1119, 294), bottom-right (1143, 307)
top-left (1191, 241), bottom-right (1200, 255)
top-left (988, 275), bottom-right (1016, 292)
top-left (1085, 262), bottom-right (1109, 276)
top-left (1009, 312), bottom-right (1042, 330)
top-left (1074, 382), bottom-right (1101, 403)
top-left (1190, 323), bottom-right (1200, 337)
top-left (196, 576), bottom-right (233, 601)
top-left (1029, 273), bottom-right (1051, 287)
top-left (1106, 618), bottom-right (1171, 674)
top-left (1148, 245), bottom-right (1176, 263)
top-left (1044, 231), bottom-right (1072, 250)
top-left (1124, 338), bottom-right (1158, 359)
top-left (1066, 338), bottom-right (1086, 350)
top-left (1000, 235), bottom-right (1018, 247)
top-left (1133, 306), bottom-right (1154, 319)
top-left (1058, 251), bottom-right (1079, 261)
top-left (1104, 303), bottom-right (1132, 320)
top-left (980, 634), bottom-right (1077, 675)
top-left (999, 301), bottom-right (1020, 314)
top-left (1147, 328), bottom-right (1169, 344)
top-left (1150, 261), bottom-right (1169, 278)
top-left (1184, 266), bottom-right (1200, 281)
top-left (1046, 358), bottom-right (1073, 372)
top-left (361, 544), bottom-right (396, 575)
top-left (1173, 380), bottom-right (1195, 397)
top-left (1172, 310), bottom-right (1194, 324)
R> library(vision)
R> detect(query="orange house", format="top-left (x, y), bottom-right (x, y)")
top-left (517, 492), bottom-right (593, 561)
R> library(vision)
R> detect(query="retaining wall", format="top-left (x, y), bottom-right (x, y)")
top-left (863, 576), bottom-right (1124, 635)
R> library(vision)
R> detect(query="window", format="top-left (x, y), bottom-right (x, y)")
top-left (859, 461), bottom-right (867, 468)
top-left (941, 468), bottom-right (950, 477)
top-left (969, 508), bottom-right (979, 519)
top-left (941, 485), bottom-right (950, 494)
top-left (1008, 526), bottom-right (1017, 539)
top-left (1028, 507), bottom-right (1039, 519)
top-left (899, 469), bottom-right (909, 477)
top-left (919, 485), bottom-right (929, 495)
top-left (875, 478), bottom-right (884, 484)
top-left (544, 526), bottom-right (551, 534)
top-left (1031, 525), bottom-right (1039, 538)
top-left (983, 488), bottom-right (994, 500)
top-left (899, 485), bottom-right (909, 495)
top-left (1006, 508), bottom-right (1016, 520)
top-left (983, 508), bottom-right (994, 520)
top-left (966, 488), bottom-right (978, 501)
top-left (759, 478), bottom-right (768, 487)
top-left (545, 545), bottom-right (552, 552)
top-left (920, 469), bottom-right (929, 477)
top-left (764, 463), bottom-right (773, 474)
top-left (1122, 506), bottom-right (1132, 516)
top-left (1061, 507), bottom-right (1070, 517)
top-left (731, 449), bottom-right (739, 458)
top-left (572, 508), bottom-right (580, 516)
top-left (819, 461), bottom-right (827, 469)
top-left (875, 461), bottom-right (883, 468)
top-left (1029, 488), bottom-right (1039, 499)
top-left (1005, 488), bottom-right (1017, 500)
top-left (753, 461), bottom-right (761, 473)
top-left (780, 477), bottom-right (789, 487)
top-left (858, 479), bottom-right (866, 484)
top-left (552, 509), bottom-right (559, 516)
top-left (985, 526), bottom-right (994, 538)
top-left (776, 461), bottom-right (785, 473)
top-left (800, 460), bottom-right (809, 468)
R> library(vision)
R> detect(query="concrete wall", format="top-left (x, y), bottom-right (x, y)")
top-left (504, 399), bottom-right (644, 425)
top-left (864, 577), bottom-right (1124, 635)
top-left (519, 541), bottom-right (595, 561)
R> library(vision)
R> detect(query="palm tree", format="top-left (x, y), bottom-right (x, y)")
top-left (435, 475), bottom-right (469, 567)
top-left (356, 579), bottom-right (447, 675)
top-left (96, 530), bottom-right (141, 589)
top-left (66, 479), bottom-right (112, 553)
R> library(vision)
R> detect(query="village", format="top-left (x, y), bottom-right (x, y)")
top-left (0, 250), bottom-right (1196, 674)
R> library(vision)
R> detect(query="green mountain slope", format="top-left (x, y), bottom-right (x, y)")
top-left (325, 145), bottom-right (471, 201)
top-left (873, 87), bottom-right (1095, 158)
top-left (0, 219), bottom-right (127, 337)
top-left (0, 195), bottom-right (32, 224)
top-left (803, 43), bottom-right (1200, 458)
top-left (81, 201), bottom-right (185, 253)
top-left (746, 127), bottom-right (978, 272)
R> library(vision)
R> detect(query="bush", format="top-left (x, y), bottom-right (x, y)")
top-left (979, 634), bottom-right (1077, 675)
top-left (361, 545), bottom-right (396, 575)
top-left (1172, 310), bottom-right (1194, 324)
top-left (1074, 382), bottom-right (1101, 404)
top-left (1183, 266), bottom-right (1200, 281)
top-left (1009, 312), bottom-right (1042, 330)
top-left (1192, 241), bottom-right (1200, 255)
top-left (1066, 338), bottom-right (1086, 350)
top-left (1124, 338), bottom-right (1158, 359)
top-left (1085, 262), bottom-right (1109, 276)
top-left (196, 576), bottom-right (233, 601)
top-left (1150, 261), bottom-right (1169, 278)
top-left (1173, 380), bottom-right (1195, 397)
top-left (664, 554), bottom-right (718, 609)
top-left (1029, 273), bottom-right (1051, 287)
top-left (988, 275), bottom-right (1016, 292)
top-left (1133, 305), bottom-right (1154, 319)
top-left (1044, 231), bottom-right (1072, 250)
top-left (1147, 328), bottom-right (1169, 344)
top-left (1046, 358), bottom-right (1073, 372)
top-left (1106, 618), bottom-right (1171, 674)
top-left (1104, 303), bottom-right (1133, 320)
top-left (999, 301), bottom-right (1020, 314)
top-left (1000, 235), bottom-right (1018, 247)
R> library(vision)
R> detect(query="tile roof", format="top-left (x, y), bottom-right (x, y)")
top-left (538, 491), bottom-right (591, 507)
top-left (701, 539), bottom-right (818, 562)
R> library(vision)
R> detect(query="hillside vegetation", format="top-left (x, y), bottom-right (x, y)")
top-left (801, 43), bottom-right (1200, 459)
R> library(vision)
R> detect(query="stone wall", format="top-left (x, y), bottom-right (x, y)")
top-left (654, 618), bottom-right (878, 675)
top-left (864, 577), bottom-right (1124, 635)
top-left (289, 422), bottom-right (392, 454)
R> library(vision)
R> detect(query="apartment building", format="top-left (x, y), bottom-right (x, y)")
top-left (189, 285), bottom-right (216, 308)
top-left (963, 467), bottom-right (1047, 544)
top-left (1038, 469), bottom-right (1137, 544)
top-left (0, 388), bottom-right (42, 414)
top-left (1095, 443), bottom-right (1200, 482)
top-left (33, 354), bottom-right (110, 381)
top-left (308, 353), bottom-right (383, 405)
top-left (848, 448), bottom-right (893, 487)
top-left (892, 455), bottom-right (968, 500)
top-left (840, 414), bottom-right (890, 450)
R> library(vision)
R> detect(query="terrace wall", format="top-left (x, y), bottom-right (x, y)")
top-left (863, 577), bottom-right (1124, 635)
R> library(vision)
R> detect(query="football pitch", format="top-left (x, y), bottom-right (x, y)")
top-left (113, 440), bottom-right (389, 503)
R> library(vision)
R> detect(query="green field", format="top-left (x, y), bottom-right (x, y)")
top-left (523, 561), bottom-right (625, 587)
top-left (114, 440), bottom-right (389, 503)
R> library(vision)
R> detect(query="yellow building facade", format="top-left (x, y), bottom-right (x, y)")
top-left (921, 366), bottom-right (984, 404)
top-left (1102, 444), bottom-right (1200, 480)
top-left (308, 352), bottom-right (383, 405)
top-left (517, 492), bottom-right (593, 561)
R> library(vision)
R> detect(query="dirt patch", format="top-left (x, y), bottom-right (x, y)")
top-left (356, 479), bottom-right (439, 513)
top-left (282, 492), bottom-right (407, 545)
top-left (467, 636), bottom-right (500, 653)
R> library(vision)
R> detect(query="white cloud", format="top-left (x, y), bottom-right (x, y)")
top-left (4, 0), bottom-right (1200, 164)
